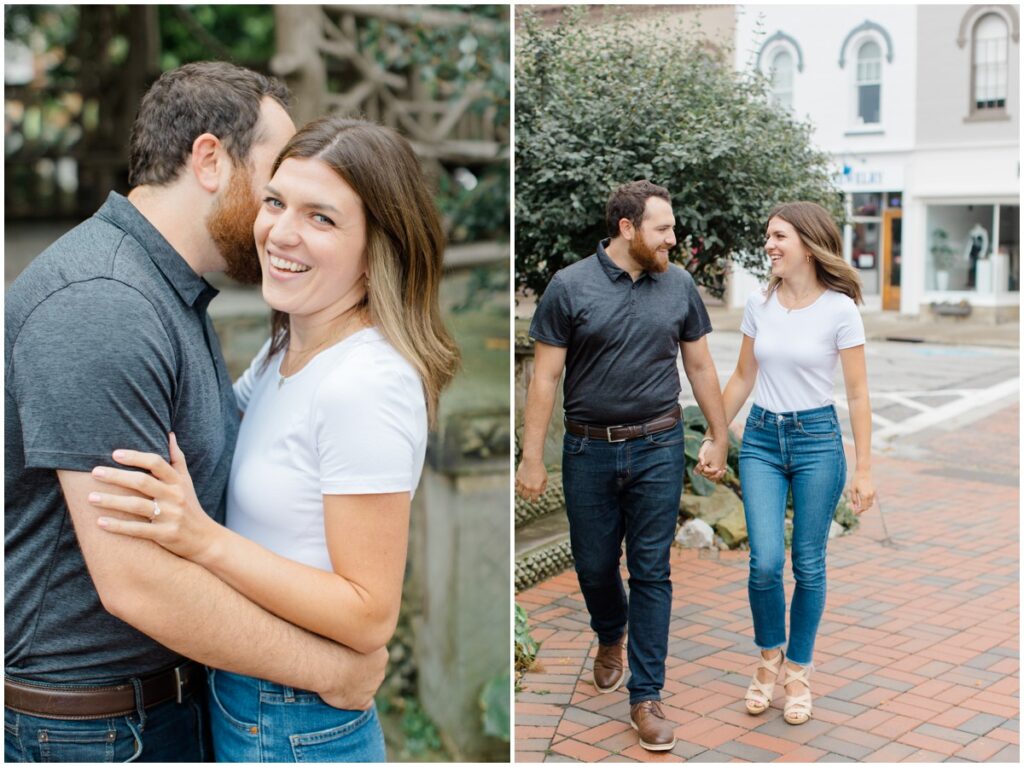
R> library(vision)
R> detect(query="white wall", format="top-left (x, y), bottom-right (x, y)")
top-left (735, 5), bottom-right (917, 154)
top-left (915, 5), bottom-right (1019, 147)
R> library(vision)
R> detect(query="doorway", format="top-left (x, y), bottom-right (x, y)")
top-left (882, 209), bottom-right (902, 311)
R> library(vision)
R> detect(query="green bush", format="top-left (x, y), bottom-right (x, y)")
top-left (515, 8), bottom-right (842, 299)
top-left (514, 603), bottom-right (540, 684)
top-left (479, 669), bottom-right (510, 742)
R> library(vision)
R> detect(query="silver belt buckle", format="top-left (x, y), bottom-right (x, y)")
top-left (606, 425), bottom-right (626, 443)
top-left (174, 665), bottom-right (185, 704)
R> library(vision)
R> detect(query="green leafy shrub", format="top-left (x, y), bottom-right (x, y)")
top-left (514, 603), bottom-right (540, 685)
top-left (515, 8), bottom-right (841, 299)
top-left (479, 669), bottom-right (510, 741)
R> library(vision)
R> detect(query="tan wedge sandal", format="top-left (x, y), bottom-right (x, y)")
top-left (783, 663), bottom-right (813, 725)
top-left (744, 649), bottom-right (784, 715)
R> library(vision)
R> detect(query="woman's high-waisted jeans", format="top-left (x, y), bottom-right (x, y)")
top-left (207, 669), bottom-right (386, 763)
top-left (739, 404), bottom-right (846, 666)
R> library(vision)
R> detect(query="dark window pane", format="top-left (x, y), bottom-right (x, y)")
top-left (853, 193), bottom-right (881, 216)
top-left (858, 84), bottom-right (880, 124)
top-left (890, 218), bottom-right (901, 288)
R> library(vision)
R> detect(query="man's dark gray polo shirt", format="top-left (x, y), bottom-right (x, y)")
top-left (530, 239), bottom-right (712, 425)
top-left (5, 192), bottom-right (240, 683)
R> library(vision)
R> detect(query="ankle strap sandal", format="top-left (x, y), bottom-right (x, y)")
top-left (745, 649), bottom-right (784, 715)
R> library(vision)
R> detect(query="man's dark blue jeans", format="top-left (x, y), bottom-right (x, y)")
top-left (4, 678), bottom-right (209, 762)
top-left (561, 420), bottom-right (686, 705)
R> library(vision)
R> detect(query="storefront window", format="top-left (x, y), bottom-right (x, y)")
top-left (846, 191), bottom-right (900, 298)
top-left (851, 221), bottom-right (880, 294)
top-left (852, 193), bottom-right (881, 216)
top-left (997, 204), bottom-right (1019, 292)
top-left (925, 204), bottom-right (996, 291)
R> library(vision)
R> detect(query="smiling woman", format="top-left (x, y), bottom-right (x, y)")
top-left (87, 116), bottom-right (461, 763)
top-left (261, 117), bottom-right (459, 420)
top-left (256, 156), bottom-right (370, 364)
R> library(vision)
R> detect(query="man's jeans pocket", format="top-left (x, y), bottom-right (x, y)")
top-left (644, 422), bottom-right (684, 447)
top-left (563, 432), bottom-right (587, 455)
top-left (4, 708), bottom-right (142, 763)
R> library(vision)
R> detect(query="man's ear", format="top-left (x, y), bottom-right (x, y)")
top-left (619, 217), bottom-right (636, 242)
top-left (189, 133), bottom-right (226, 193)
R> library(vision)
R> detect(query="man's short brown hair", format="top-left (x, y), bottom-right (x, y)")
top-left (605, 180), bottom-right (671, 238)
top-left (128, 61), bottom-right (291, 187)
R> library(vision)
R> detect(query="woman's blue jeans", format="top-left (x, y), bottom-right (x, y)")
top-left (739, 404), bottom-right (846, 666)
top-left (561, 421), bottom-right (686, 704)
top-left (207, 669), bottom-right (386, 763)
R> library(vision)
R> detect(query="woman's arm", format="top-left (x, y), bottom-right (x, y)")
top-left (719, 334), bottom-right (759, 428)
top-left (839, 344), bottom-right (876, 514)
top-left (696, 334), bottom-right (757, 479)
top-left (197, 492), bottom-right (409, 654)
top-left (91, 436), bottom-right (408, 654)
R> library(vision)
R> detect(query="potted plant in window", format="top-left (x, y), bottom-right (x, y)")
top-left (930, 228), bottom-right (957, 291)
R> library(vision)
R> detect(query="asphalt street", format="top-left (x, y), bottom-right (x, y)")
top-left (678, 331), bottom-right (1020, 450)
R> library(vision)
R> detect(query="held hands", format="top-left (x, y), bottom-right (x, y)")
top-left (848, 469), bottom-right (876, 515)
top-left (515, 458), bottom-right (548, 502)
top-left (695, 436), bottom-right (728, 482)
top-left (89, 433), bottom-right (219, 564)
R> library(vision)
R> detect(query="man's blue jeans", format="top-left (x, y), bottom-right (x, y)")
top-left (561, 420), bottom-right (685, 704)
top-left (739, 404), bottom-right (847, 666)
top-left (4, 679), bottom-right (207, 762)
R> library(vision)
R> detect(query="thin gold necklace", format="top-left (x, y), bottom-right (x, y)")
top-left (780, 287), bottom-right (821, 314)
top-left (277, 313), bottom-right (365, 388)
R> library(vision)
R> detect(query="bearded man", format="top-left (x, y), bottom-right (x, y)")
top-left (5, 62), bottom-right (387, 762)
top-left (516, 179), bottom-right (729, 752)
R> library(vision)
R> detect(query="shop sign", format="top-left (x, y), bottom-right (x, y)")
top-left (833, 163), bottom-right (904, 192)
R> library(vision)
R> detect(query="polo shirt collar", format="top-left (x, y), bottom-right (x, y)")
top-left (595, 238), bottom-right (661, 283)
top-left (94, 192), bottom-right (218, 308)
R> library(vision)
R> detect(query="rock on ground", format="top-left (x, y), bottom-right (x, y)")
top-left (676, 518), bottom-right (716, 548)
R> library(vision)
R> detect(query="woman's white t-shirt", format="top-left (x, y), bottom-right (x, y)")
top-left (740, 288), bottom-right (866, 414)
top-left (226, 327), bottom-right (427, 572)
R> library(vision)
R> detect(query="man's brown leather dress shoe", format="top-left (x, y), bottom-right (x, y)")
top-left (629, 700), bottom-right (676, 751)
top-left (592, 636), bottom-right (625, 693)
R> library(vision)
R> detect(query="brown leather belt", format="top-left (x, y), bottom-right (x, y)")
top-left (565, 406), bottom-right (681, 443)
top-left (4, 661), bottom-right (201, 720)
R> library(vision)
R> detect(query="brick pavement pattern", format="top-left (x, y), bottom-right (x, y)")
top-left (516, 404), bottom-right (1019, 762)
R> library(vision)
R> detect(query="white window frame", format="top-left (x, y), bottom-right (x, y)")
top-left (957, 4), bottom-right (1019, 122)
top-left (972, 13), bottom-right (1009, 114)
top-left (839, 21), bottom-right (893, 136)
top-left (756, 32), bottom-right (803, 116)
top-left (851, 37), bottom-right (883, 130)
top-left (768, 48), bottom-right (795, 113)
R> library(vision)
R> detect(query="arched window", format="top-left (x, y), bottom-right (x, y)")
top-left (973, 13), bottom-right (1009, 110)
top-left (856, 41), bottom-right (882, 124)
top-left (769, 49), bottom-right (794, 111)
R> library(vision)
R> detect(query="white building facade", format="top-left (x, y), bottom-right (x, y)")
top-left (731, 4), bottom-right (1019, 320)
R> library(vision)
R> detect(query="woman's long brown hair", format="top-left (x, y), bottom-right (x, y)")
top-left (263, 116), bottom-right (459, 423)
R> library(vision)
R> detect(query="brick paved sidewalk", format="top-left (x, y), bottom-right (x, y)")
top-left (515, 404), bottom-right (1019, 763)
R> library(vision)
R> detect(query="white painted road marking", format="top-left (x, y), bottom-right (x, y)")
top-left (870, 377), bottom-right (1020, 443)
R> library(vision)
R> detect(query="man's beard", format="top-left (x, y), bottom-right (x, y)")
top-left (629, 235), bottom-right (669, 273)
top-left (207, 166), bottom-right (263, 285)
